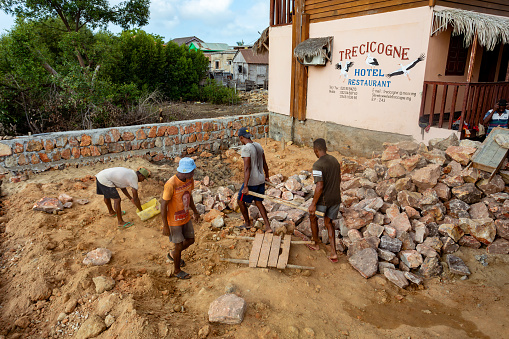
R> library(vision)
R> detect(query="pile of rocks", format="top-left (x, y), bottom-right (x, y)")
top-left (336, 134), bottom-right (509, 287)
top-left (211, 134), bottom-right (509, 289)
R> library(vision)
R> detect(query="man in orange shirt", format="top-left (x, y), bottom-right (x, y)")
top-left (161, 158), bottom-right (201, 279)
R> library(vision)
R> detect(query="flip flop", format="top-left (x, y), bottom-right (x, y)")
top-left (174, 271), bottom-right (191, 280)
top-left (235, 225), bottom-right (251, 230)
top-left (167, 253), bottom-right (186, 267)
top-left (110, 211), bottom-right (126, 217)
top-left (118, 222), bottom-right (133, 229)
top-left (328, 257), bottom-right (339, 263)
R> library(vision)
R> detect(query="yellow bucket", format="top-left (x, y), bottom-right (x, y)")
top-left (136, 198), bottom-right (161, 221)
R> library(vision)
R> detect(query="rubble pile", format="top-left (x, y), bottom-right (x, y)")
top-left (238, 90), bottom-right (268, 105)
top-left (209, 134), bottom-right (509, 289)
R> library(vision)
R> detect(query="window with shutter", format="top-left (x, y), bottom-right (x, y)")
top-left (445, 34), bottom-right (468, 76)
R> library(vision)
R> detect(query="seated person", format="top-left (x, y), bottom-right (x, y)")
top-left (483, 99), bottom-right (508, 135)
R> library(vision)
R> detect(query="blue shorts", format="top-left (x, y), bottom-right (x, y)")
top-left (238, 183), bottom-right (265, 203)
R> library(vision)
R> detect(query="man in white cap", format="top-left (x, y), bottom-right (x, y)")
top-left (161, 157), bottom-right (201, 279)
top-left (95, 167), bottom-right (149, 228)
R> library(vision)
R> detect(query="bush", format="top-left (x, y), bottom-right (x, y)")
top-left (195, 80), bottom-right (239, 105)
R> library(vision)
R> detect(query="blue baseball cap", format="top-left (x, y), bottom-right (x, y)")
top-left (177, 157), bottom-right (196, 173)
top-left (237, 127), bottom-right (252, 138)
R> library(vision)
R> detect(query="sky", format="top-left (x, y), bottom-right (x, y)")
top-left (0, 0), bottom-right (269, 46)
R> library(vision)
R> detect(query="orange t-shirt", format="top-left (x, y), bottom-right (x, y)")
top-left (162, 175), bottom-right (194, 226)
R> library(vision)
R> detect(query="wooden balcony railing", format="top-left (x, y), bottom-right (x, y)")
top-left (420, 81), bottom-right (509, 136)
top-left (270, 0), bottom-right (294, 26)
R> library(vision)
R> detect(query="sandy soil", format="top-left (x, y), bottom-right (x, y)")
top-left (0, 138), bottom-right (508, 339)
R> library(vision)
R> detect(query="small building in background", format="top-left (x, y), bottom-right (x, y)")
top-left (170, 36), bottom-right (203, 47)
top-left (232, 48), bottom-right (269, 90)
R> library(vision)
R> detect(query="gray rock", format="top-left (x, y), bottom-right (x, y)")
top-left (211, 216), bottom-right (225, 229)
top-left (404, 272), bottom-right (423, 285)
top-left (384, 269), bottom-right (409, 288)
top-left (446, 255), bottom-right (471, 276)
top-left (379, 235), bottom-right (402, 253)
top-left (378, 262), bottom-right (396, 274)
top-left (208, 294), bottom-right (246, 324)
top-left (419, 257), bottom-right (443, 277)
top-left (348, 248), bottom-right (378, 279)
top-left (104, 314), bottom-right (115, 328)
top-left (486, 238), bottom-right (509, 254)
top-left (377, 248), bottom-right (396, 261)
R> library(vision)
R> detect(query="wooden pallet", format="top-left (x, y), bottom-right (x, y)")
top-left (221, 233), bottom-right (315, 270)
top-left (471, 127), bottom-right (509, 177)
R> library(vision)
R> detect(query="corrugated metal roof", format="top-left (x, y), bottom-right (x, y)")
top-left (239, 48), bottom-right (269, 64)
top-left (192, 42), bottom-right (231, 51)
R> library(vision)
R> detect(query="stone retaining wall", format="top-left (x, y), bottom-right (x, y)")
top-left (0, 113), bottom-right (269, 174)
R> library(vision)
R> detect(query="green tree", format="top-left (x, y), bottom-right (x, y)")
top-left (0, 0), bottom-right (150, 68)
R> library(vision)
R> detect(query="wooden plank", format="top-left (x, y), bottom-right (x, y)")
top-left (257, 233), bottom-right (273, 268)
top-left (307, 0), bottom-right (426, 20)
top-left (277, 234), bottom-right (292, 269)
top-left (429, 84), bottom-right (437, 127)
top-left (249, 233), bottom-right (265, 268)
top-left (268, 235), bottom-right (282, 267)
top-left (448, 85), bottom-right (459, 129)
top-left (438, 84), bottom-right (448, 128)
top-left (472, 127), bottom-right (509, 173)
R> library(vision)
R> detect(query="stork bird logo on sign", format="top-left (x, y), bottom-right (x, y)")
top-left (335, 61), bottom-right (354, 82)
top-left (365, 53), bottom-right (379, 68)
top-left (386, 53), bottom-right (426, 81)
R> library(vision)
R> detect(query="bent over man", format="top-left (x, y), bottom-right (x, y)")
top-left (95, 167), bottom-right (149, 228)
top-left (237, 127), bottom-right (272, 232)
top-left (161, 158), bottom-right (201, 280)
top-left (308, 138), bottom-right (341, 263)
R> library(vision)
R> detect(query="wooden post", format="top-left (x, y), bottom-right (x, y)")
top-left (459, 33), bottom-right (478, 138)
top-left (270, 0), bottom-right (275, 26)
top-left (297, 13), bottom-right (310, 121)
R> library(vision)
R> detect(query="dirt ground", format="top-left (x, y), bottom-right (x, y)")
top-left (1, 138), bottom-right (509, 339)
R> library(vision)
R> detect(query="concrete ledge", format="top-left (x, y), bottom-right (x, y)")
top-left (269, 112), bottom-right (413, 157)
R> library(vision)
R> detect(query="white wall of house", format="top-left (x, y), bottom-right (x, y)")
top-left (269, 6), bottom-right (457, 142)
top-left (233, 53), bottom-right (269, 86)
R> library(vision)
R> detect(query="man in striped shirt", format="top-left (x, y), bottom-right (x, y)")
top-left (483, 99), bottom-right (508, 135)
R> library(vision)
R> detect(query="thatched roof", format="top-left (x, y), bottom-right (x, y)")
top-left (294, 37), bottom-right (333, 59)
top-left (253, 27), bottom-right (269, 55)
top-left (432, 9), bottom-right (509, 51)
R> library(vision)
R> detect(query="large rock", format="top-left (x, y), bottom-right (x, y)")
top-left (401, 154), bottom-right (423, 172)
top-left (416, 243), bottom-right (439, 257)
top-left (451, 183), bottom-right (483, 204)
top-left (76, 315), bottom-right (106, 339)
top-left (421, 149), bottom-right (447, 166)
top-left (419, 257), bottom-right (443, 277)
top-left (390, 213), bottom-right (412, 236)
top-left (381, 145), bottom-right (401, 161)
top-left (476, 176), bottom-right (505, 196)
top-left (495, 220), bottom-right (509, 240)
top-left (211, 216), bottom-right (225, 229)
top-left (444, 199), bottom-right (470, 218)
top-left (458, 235), bottom-right (481, 248)
top-left (377, 248), bottom-right (396, 261)
top-left (461, 167), bottom-right (480, 183)
top-left (445, 146), bottom-right (476, 165)
top-left (469, 202), bottom-right (490, 219)
top-left (32, 197), bottom-right (64, 213)
top-left (423, 236), bottom-right (443, 252)
top-left (284, 178), bottom-right (302, 191)
top-left (446, 255), bottom-right (471, 276)
top-left (208, 294), bottom-right (246, 324)
top-left (348, 248), bottom-right (378, 278)
top-left (459, 218), bottom-right (496, 245)
top-left (442, 237), bottom-right (459, 254)
top-left (486, 238), bottom-right (509, 254)
top-left (411, 164), bottom-right (441, 190)
top-left (438, 224), bottom-right (464, 242)
top-left (92, 276), bottom-right (116, 294)
top-left (379, 235), bottom-right (402, 253)
top-left (387, 163), bottom-right (407, 178)
top-left (342, 208), bottom-right (374, 229)
top-left (434, 183), bottom-right (451, 201)
top-left (397, 191), bottom-right (421, 209)
top-left (266, 188), bottom-right (282, 199)
top-left (399, 250), bottom-right (423, 268)
top-left (83, 248), bottom-right (112, 266)
top-left (384, 269), bottom-right (409, 288)
top-left (419, 189), bottom-right (439, 205)
top-left (268, 211), bottom-right (288, 221)
top-left (287, 209), bottom-right (306, 224)
top-left (430, 133), bottom-right (459, 151)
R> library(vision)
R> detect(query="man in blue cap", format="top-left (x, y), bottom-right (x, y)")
top-left (237, 127), bottom-right (272, 232)
top-left (161, 157), bottom-right (201, 279)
